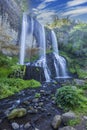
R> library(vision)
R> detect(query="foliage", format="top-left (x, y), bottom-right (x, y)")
top-left (55, 86), bottom-right (87, 110)
top-left (0, 78), bottom-right (41, 99)
top-left (8, 65), bottom-right (26, 79)
top-left (35, 93), bottom-right (41, 98)
top-left (47, 17), bottom-right (71, 28)
top-left (68, 118), bottom-right (81, 126)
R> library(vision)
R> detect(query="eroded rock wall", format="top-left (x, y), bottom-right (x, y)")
top-left (0, 0), bottom-right (27, 56)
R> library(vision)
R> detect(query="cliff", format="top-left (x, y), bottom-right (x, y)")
top-left (0, 0), bottom-right (27, 56)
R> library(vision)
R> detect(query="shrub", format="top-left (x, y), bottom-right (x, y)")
top-left (55, 86), bottom-right (86, 110)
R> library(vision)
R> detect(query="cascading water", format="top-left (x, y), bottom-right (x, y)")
top-left (34, 24), bottom-right (51, 82)
top-left (20, 13), bottom-right (70, 82)
top-left (51, 30), bottom-right (68, 78)
top-left (20, 13), bottom-right (28, 65)
top-left (20, 14), bottom-right (51, 82)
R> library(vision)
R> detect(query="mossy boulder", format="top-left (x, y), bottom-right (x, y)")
top-left (7, 108), bottom-right (27, 119)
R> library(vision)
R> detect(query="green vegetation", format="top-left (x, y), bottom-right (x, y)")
top-left (35, 93), bottom-right (41, 98)
top-left (55, 86), bottom-right (87, 112)
top-left (68, 118), bottom-right (81, 126)
top-left (0, 78), bottom-right (41, 99)
top-left (0, 53), bottom-right (41, 99)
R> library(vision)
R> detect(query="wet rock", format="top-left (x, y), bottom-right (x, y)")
top-left (7, 108), bottom-right (27, 119)
top-left (83, 116), bottom-right (87, 120)
top-left (35, 128), bottom-right (39, 130)
top-left (40, 90), bottom-right (45, 94)
top-left (24, 122), bottom-right (31, 129)
top-left (28, 107), bottom-right (38, 114)
top-left (32, 98), bottom-right (39, 103)
top-left (38, 102), bottom-right (44, 106)
top-left (0, 119), bottom-right (2, 123)
top-left (51, 115), bottom-right (62, 129)
top-left (74, 79), bottom-right (85, 86)
top-left (62, 111), bottom-right (76, 125)
top-left (23, 101), bottom-right (30, 106)
top-left (59, 126), bottom-right (77, 130)
top-left (11, 122), bottom-right (19, 130)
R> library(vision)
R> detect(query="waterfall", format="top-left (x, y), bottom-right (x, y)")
top-left (20, 14), bottom-right (69, 82)
top-left (35, 24), bottom-right (51, 82)
top-left (51, 30), bottom-right (68, 78)
top-left (20, 13), bottom-right (28, 65)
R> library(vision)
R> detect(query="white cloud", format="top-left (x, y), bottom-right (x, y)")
top-left (37, 0), bottom-right (57, 10)
top-left (31, 0), bottom-right (57, 24)
top-left (62, 6), bottom-right (87, 17)
top-left (67, 0), bottom-right (87, 7)
top-left (36, 10), bottom-right (56, 24)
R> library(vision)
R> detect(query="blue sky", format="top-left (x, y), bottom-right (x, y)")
top-left (29, 0), bottom-right (87, 24)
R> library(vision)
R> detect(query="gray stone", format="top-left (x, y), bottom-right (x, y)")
top-left (83, 116), bottom-right (87, 120)
top-left (51, 115), bottom-right (62, 129)
top-left (59, 126), bottom-right (77, 130)
top-left (24, 122), bottom-right (31, 129)
top-left (62, 111), bottom-right (76, 125)
top-left (40, 90), bottom-right (45, 93)
top-left (32, 98), bottom-right (39, 103)
top-left (11, 122), bottom-right (19, 130)
top-left (74, 79), bottom-right (85, 86)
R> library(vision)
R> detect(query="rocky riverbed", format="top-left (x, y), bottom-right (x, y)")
top-left (0, 81), bottom-right (87, 130)
top-left (0, 82), bottom-right (62, 130)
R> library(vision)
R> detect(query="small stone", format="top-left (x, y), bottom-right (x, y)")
top-left (59, 126), bottom-right (77, 130)
top-left (62, 111), bottom-right (76, 125)
top-left (32, 98), bottom-right (39, 103)
top-left (23, 101), bottom-right (30, 106)
top-left (11, 122), bottom-right (19, 130)
top-left (28, 108), bottom-right (38, 114)
top-left (40, 90), bottom-right (45, 93)
top-left (38, 102), bottom-right (44, 106)
top-left (24, 122), bottom-right (31, 129)
top-left (51, 115), bottom-right (62, 129)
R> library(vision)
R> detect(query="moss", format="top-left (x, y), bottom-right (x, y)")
top-left (35, 93), bottom-right (41, 98)
top-left (0, 78), bottom-right (41, 99)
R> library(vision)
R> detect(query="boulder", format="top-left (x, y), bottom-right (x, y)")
top-left (62, 111), bottom-right (76, 125)
top-left (59, 126), bottom-right (77, 130)
top-left (51, 115), bottom-right (62, 129)
top-left (7, 108), bottom-right (27, 119)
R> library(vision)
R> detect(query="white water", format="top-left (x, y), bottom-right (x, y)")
top-left (35, 24), bottom-right (51, 82)
top-left (20, 13), bottom-right (28, 65)
top-left (51, 30), bottom-right (68, 77)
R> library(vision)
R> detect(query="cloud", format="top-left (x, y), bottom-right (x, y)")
top-left (62, 6), bottom-right (87, 17)
top-left (37, 0), bottom-right (57, 10)
top-left (67, 0), bottom-right (87, 7)
top-left (31, 0), bottom-right (57, 24)
top-left (36, 10), bottom-right (56, 24)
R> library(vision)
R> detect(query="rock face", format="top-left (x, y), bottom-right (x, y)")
top-left (0, 0), bottom-right (27, 56)
top-left (24, 66), bottom-right (46, 82)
